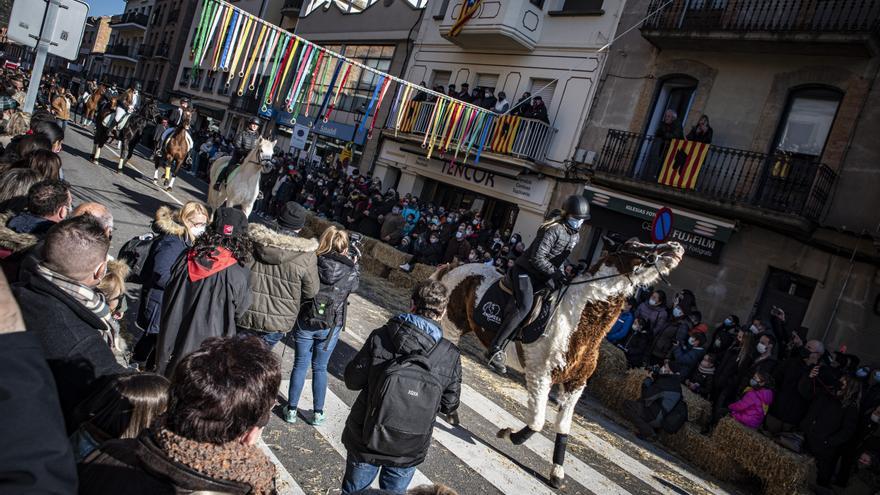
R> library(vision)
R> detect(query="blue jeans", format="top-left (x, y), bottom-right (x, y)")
top-left (341, 453), bottom-right (416, 494)
top-left (287, 325), bottom-right (341, 413)
top-left (237, 328), bottom-right (284, 348)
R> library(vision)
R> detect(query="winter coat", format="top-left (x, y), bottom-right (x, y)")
top-left (342, 313), bottom-right (462, 468)
top-left (687, 368), bottom-right (715, 398)
top-left (639, 373), bottom-right (683, 427)
top-left (707, 325), bottom-right (737, 357)
top-left (380, 213), bottom-right (405, 245)
top-left (7, 211), bottom-right (56, 236)
top-left (443, 237), bottom-right (471, 264)
top-left (155, 247), bottom-right (252, 377)
top-left (650, 317), bottom-right (690, 360)
top-left (300, 251), bottom-right (359, 329)
top-left (413, 239), bottom-right (443, 266)
top-left (635, 301), bottom-right (668, 335)
top-left (13, 265), bottom-right (126, 425)
top-left (237, 223), bottom-right (319, 335)
top-left (729, 387), bottom-right (773, 429)
top-left (516, 221), bottom-right (578, 283)
top-left (624, 327), bottom-right (653, 368)
top-left (799, 375), bottom-right (859, 456)
top-left (671, 343), bottom-right (706, 379)
top-left (768, 355), bottom-right (813, 425)
top-left (51, 94), bottom-right (72, 120)
top-left (233, 128), bottom-right (260, 151)
top-left (77, 430), bottom-right (253, 495)
top-left (606, 310), bottom-right (634, 343)
top-left (0, 332), bottom-right (77, 494)
top-left (0, 210), bottom-right (39, 282)
top-left (136, 207), bottom-right (189, 335)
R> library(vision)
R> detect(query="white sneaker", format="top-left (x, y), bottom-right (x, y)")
top-left (399, 263), bottom-right (411, 272)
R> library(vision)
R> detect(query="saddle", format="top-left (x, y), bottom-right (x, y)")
top-left (473, 273), bottom-right (558, 344)
top-left (101, 112), bottom-right (131, 131)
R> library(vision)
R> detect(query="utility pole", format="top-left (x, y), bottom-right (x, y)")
top-left (23, 0), bottom-right (63, 113)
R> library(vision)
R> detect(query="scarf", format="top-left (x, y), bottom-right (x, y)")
top-left (156, 428), bottom-right (276, 494)
top-left (35, 263), bottom-right (118, 348)
top-left (697, 363), bottom-right (715, 375)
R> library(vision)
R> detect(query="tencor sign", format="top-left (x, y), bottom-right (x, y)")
top-left (7, 0), bottom-right (89, 61)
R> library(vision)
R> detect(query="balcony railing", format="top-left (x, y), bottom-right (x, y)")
top-left (105, 44), bottom-right (138, 60)
top-left (644, 0), bottom-right (880, 33)
top-left (389, 101), bottom-right (555, 163)
top-left (595, 129), bottom-right (836, 221)
top-left (110, 12), bottom-right (149, 28)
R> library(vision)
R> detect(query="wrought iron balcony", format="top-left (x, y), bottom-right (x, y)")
top-left (389, 100), bottom-right (556, 163)
top-left (641, 0), bottom-right (880, 55)
top-left (438, 0), bottom-right (545, 51)
top-left (105, 44), bottom-right (139, 61)
top-left (594, 129), bottom-right (837, 223)
top-left (110, 12), bottom-right (149, 29)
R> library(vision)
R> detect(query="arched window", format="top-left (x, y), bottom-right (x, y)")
top-left (773, 87), bottom-right (842, 158)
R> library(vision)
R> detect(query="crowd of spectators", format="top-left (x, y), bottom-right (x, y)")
top-left (610, 288), bottom-right (880, 492)
top-left (413, 82), bottom-right (549, 123)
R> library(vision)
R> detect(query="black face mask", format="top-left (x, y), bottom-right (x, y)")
top-left (798, 347), bottom-right (812, 359)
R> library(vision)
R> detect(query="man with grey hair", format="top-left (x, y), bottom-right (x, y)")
top-left (14, 215), bottom-right (125, 424)
top-left (765, 337), bottom-right (827, 435)
top-left (72, 202), bottom-right (114, 239)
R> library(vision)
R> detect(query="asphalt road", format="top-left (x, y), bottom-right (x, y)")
top-left (59, 121), bottom-right (740, 495)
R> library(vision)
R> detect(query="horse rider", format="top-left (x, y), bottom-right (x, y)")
top-left (156, 97), bottom-right (194, 164)
top-left (108, 81), bottom-right (140, 132)
top-left (212, 116), bottom-right (261, 191)
top-left (485, 194), bottom-right (591, 374)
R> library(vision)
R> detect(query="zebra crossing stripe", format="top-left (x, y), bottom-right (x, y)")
top-left (256, 439), bottom-right (307, 495)
top-left (279, 380), bottom-right (434, 489)
top-left (459, 385), bottom-right (631, 495)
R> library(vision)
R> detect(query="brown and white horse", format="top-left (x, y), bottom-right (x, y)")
top-left (82, 84), bottom-right (106, 127)
top-left (154, 108), bottom-right (194, 191)
top-left (434, 238), bottom-right (684, 488)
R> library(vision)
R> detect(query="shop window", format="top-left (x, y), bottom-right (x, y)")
top-left (774, 87), bottom-right (841, 158)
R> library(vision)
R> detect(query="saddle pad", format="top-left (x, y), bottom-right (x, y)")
top-left (473, 278), bottom-right (555, 344)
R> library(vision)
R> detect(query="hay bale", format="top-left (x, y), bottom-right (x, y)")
top-left (681, 388), bottom-right (712, 427)
top-left (660, 423), bottom-right (749, 482)
top-left (359, 235), bottom-right (378, 255)
top-left (410, 263), bottom-right (437, 281)
top-left (713, 416), bottom-right (814, 495)
top-left (359, 256), bottom-right (390, 278)
top-left (594, 340), bottom-right (627, 381)
top-left (371, 241), bottom-right (411, 268)
top-left (388, 269), bottom-right (419, 290)
top-left (590, 368), bottom-right (646, 413)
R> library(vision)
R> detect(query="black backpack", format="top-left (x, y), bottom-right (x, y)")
top-left (362, 342), bottom-right (449, 457)
top-left (298, 292), bottom-right (340, 331)
top-left (117, 232), bottom-right (156, 283)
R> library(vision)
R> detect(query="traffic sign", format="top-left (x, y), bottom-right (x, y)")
top-left (7, 0), bottom-right (89, 61)
top-left (651, 207), bottom-right (674, 243)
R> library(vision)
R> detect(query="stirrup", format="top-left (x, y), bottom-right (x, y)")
top-left (486, 349), bottom-right (507, 374)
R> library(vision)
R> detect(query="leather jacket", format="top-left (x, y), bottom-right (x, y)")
top-left (515, 221), bottom-right (578, 282)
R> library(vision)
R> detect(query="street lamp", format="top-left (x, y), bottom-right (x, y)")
top-left (349, 102), bottom-right (366, 168)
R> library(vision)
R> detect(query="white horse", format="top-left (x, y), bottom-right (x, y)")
top-left (434, 239), bottom-right (684, 487)
top-left (207, 137), bottom-right (275, 218)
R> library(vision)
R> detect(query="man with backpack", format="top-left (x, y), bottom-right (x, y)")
top-left (341, 280), bottom-right (462, 494)
top-left (623, 360), bottom-right (687, 442)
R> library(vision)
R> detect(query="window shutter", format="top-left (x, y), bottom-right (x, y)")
top-left (476, 73), bottom-right (499, 91)
top-left (529, 78), bottom-right (556, 112)
top-left (431, 70), bottom-right (451, 88)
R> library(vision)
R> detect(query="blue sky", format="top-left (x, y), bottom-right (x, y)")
top-left (86, 0), bottom-right (126, 16)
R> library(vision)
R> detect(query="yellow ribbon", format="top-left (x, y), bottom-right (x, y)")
top-left (232, 17), bottom-right (254, 78)
top-left (394, 85), bottom-right (413, 136)
top-left (211, 7), bottom-right (233, 70)
top-left (238, 23), bottom-right (267, 95)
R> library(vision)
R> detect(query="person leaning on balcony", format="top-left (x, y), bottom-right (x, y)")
top-left (686, 115), bottom-right (713, 144)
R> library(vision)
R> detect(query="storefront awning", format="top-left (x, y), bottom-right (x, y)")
top-left (583, 185), bottom-right (736, 263)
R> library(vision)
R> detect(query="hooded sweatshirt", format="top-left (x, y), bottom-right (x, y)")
top-left (729, 387), bottom-right (774, 429)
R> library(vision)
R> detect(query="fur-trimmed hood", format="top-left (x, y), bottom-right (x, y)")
top-left (0, 210), bottom-right (39, 255)
top-left (153, 206), bottom-right (187, 237)
top-left (248, 222), bottom-right (318, 265)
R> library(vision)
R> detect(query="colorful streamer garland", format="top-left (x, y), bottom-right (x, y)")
top-left (190, 0), bottom-right (497, 161)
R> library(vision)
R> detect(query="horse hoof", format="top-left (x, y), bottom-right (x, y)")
top-left (549, 464), bottom-right (565, 489)
top-left (549, 475), bottom-right (564, 489)
top-left (496, 428), bottom-right (512, 440)
top-left (165, 187), bottom-right (173, 192)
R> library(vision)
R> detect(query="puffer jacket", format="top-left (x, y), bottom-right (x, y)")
top-left (301, 251), bottom-right (359, 329)
top-left (136, 207), bottom-right (189, 335)
top-left (342, 313), bottom-right (461, 468)
top-left (650, 317), bottom-right (691, 360)
top-left (516, 221), bottom-right (578, 282)
top-left (635, 301), bottom-right (668, 335)
top-left (729, 387), bottom-right (773, 429)
top-left (233, 129), bottom-right (260, 152)
top-left (0, 210), bottom-right (39, 282)
top-left (237, 223), bottom-right (319, 334)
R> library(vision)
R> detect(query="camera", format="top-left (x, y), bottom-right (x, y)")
top-left (349, 231), bottom-right (363, 259)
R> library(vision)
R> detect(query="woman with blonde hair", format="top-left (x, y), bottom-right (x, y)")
top-left (0, 110), bottom-right (30, 148)
top-left (132, 201), bottom-right (209, 368)
top-left (69, 373), bottom-right (170, 462)
top-left (284, 224), bottom-right (359, 426)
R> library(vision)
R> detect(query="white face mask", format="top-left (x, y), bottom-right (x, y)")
top-left (756, 342), bottom-right (767, 354)
top-left (872, 414), bottom-right (880, 424)
top-left (672, 306), bottom-right (684, 318)
top-left (649, 297), bottom-right (659, 306)
top-left (190, 225), bottom-right (206, 238)
top-left (749, 378), bottom-right (759, 388)
top-left (749, 324), bottom-right (760, 334)
top-left (688, 337), bottom-right (697, 346)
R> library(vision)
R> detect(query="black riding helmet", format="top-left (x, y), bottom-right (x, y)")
top-left (249, 117), bottom-right (261, 126)
top-left (130, 81), bottom-right (141, 91)
top-left (562, 194), bottom-right (590, 220)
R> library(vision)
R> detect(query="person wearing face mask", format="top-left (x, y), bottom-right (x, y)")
top-left (14, 215), bottom-right (126, 424)
top-left (727, 370), bottom-right (774, 429)
top-left (442, 225), bottom-right (472, 264)
top-left (606, 298), bottom-right (636, 344)
top-left (648, 303), bottom-right (692, 366)
top-left (707, 314), bottom-right (740, 358)
top-left (685, 354), bottom-right (716, 399)
top-left (133, 202), bottom-right (209, 369)
top-left (729, 333), bottom-right (778, 399)
top-left (381, 205), bottom-right (405, 247)
top-left (623, 317), bottom-right (652, 368)
top-left (765, 339), bottom-right (826, 436)
top-left (484, 195), bottom-right (589, 374)
top-left (670, 333), bottom-right (707, 380)
top-left (800, 372), bottom-right (862, 488)
top-left (634, 290), bottom-right (669, 335)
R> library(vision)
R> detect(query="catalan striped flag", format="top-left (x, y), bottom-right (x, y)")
top-left (489, 115), bottom-right (521, 154)
top-left (449, 0), bottom-right (484, 37)
top-left (658, 139), bottom-right (710, 189)
top-left (399, 101), bottom-right (422, 133)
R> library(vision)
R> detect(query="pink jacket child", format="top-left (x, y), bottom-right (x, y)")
top-left (729, 387), bottom-right (774, 429)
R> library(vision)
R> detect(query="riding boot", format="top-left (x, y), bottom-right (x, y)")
top-left (485, 346), bottom-right (507, 375)
top-left (213, 165), bottom-right (231, 191)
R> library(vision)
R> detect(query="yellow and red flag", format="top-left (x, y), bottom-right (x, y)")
top-left (399, 101), bottom-right (422, 133)
top-left (489, 115), bottom-right (521, 154)
top-left (449, 0), bottom-right (483, 37)
top-left (658, 139), bottom-right (710, 189)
